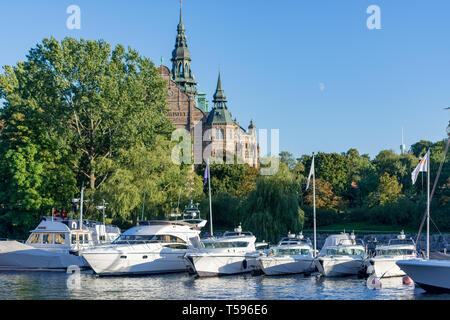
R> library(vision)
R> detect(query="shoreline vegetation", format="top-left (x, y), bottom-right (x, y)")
top-left (0, 38), bottom-right (449, 243)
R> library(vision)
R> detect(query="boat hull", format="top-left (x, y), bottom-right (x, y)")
top-left (186, 253), bottom-right (256, 277)
top-left (258, 256), bottom-right (315, 275)
top-left (364, 257), bottom-right (416, 278)
top-left (82, 250), bottom-right (190, 275)
top-left (396, 259), bottom-right (450, 293)
top-left (315, 257), bottom-right (364, 277)
top-left (0, 241), bottom-right (88, 271)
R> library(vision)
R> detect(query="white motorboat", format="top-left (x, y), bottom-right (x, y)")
top-left (364, 231), bottom-right (417, 278)
top-left (396, 142), bottom-right (450, 293)
top-left (314, 232), bottom-right (366, 277)
top-left (0, 216), bottom-right (121, 271)
top-left (396, 258), bottom-right (450, 293)
top-left (257, 232), bottom-right (315, 276)
top-left (81, 218), bottom-right (206, 276)
top-left (184, 224), bottom-right (260, 277)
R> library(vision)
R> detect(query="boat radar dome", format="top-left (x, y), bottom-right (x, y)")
top-left (234, 224), bottom-right (242, 234)
top-left (288, 231), bottom-right (295, 239)
top-left (297, 232), bottom-right (304, 240)
top-left (397, 230), bottom-right (406, 240)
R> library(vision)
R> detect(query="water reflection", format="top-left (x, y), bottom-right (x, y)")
top-left (0, 271), bottom-right (448, 300)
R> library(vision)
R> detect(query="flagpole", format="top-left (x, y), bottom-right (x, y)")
top-left (208, 159), bottom-right (213, 237)
top-left (312, 154), bottom-right (316, 258)
top-left (426, 149), bottom-right (430, 259)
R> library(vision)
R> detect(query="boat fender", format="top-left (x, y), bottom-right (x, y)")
top-left (402, 276), bottom-right (413, 285)
top-left (242, 259), bottom-right (247, 270)
top-left (366, 276), bottom-right (382, 290)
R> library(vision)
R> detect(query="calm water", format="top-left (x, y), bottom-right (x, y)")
top-left (0, 271), bottom-right (449, 300)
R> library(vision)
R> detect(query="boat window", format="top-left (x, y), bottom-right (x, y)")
top-left (80, 234), bottom-right (89, 244)
top-left (42, 233), bottom-right (53, 244)
top-left (202, 241), bottom-right (249, 249)
top-left (164, 244), bottom-right (188, 249)
top-left (156, 235), bottom-right (186, 243)
top-left (26, 233), bottom-right (41, 244)
top-left (112, 234), bottom-right (186, 244)
top-left (71, 234), bottom-right (77, 244)
top-left (54, 233), bottom-right (66, 245)
top-left (327, 248), bottom-right (359, 256)
top-left (377, 249), bottom-right (415, 256)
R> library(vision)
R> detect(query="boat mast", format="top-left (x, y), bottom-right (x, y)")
top-left (426, 149), bottom-right (430, 259)
top-left (208, 158), bottom-right (213, 237)
top-left (79, 186), bottom-right (84, 230)
top-left (312, 154), bottom-right (316, 258)
top-left (141, 190), bottom-right (146, 221)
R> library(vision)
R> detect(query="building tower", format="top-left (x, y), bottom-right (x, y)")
top-left (171, 3), bottom-right (197, 96)
top-left (400, 127), bottom-right (406, 155)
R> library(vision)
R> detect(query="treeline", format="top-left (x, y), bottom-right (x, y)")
top-left (197, 143), bottom-right (449, 243)
top-left (0, 37), bottom-right (448, 243)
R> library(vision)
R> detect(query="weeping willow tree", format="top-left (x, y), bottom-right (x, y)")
top-left (243, 163), bottom-right (304, 244)
top-left (98, 137), bottom-right (204, 223)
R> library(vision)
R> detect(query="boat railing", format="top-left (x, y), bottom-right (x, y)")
top-left (278, 238), bottom-right (313, 246)
top-left (387, 237), bottom-right (416, 247)
top-left (337, 238), bottom-right (365, 247)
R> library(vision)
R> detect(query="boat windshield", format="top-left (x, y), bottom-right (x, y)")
top-left (26, 232), bottom-right (67, 245)
top-left (376, 248), bottom-right (415, 256)
top-left (326, 248), bottom-right (364, 256)
top-left (202, 241), bottom-right (249, 249)
top-left (270, 248), bottom-right (310, 256)
top-left (112, 234), bottom-right (186, 244)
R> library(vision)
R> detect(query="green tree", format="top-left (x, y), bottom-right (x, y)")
top-left (0, 37), bottom-right (174, 235)
top-left (279, 151), bottom-right (296, 170)
top-left (368, 173), bottom-right (404, 207)
top-left (243, 163), bottom-right (304, 244)
top-left (303, 178), bottom-right (344, 210)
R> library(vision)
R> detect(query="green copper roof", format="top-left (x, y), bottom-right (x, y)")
top-left (207, 73), bottom-right (234, 125)
top-left (213, 72), bottom-right (227, 105)
top-left (197, 92), bottom-right (209, 113)
top-left (206, 108), bottom-right (234, 125)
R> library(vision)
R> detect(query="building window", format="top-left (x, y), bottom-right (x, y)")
top-left (215, 128), bottom-right (224, 140)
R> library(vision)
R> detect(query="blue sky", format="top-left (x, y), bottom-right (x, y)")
top-left (0, 0), bottom-right (449, 159)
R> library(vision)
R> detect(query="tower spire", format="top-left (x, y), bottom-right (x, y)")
top-left (213, 72), bottom-right (227, 109)
top-left (179, 0), bottom-right (183, 25)
top-left (171, 0), bottom-right (197, 95)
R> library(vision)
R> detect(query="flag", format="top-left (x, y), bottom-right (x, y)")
top-left (203, 160), bottom-right (210, 185)
top-left (411, 150), bottom-right (429, 185)
top-left (306, 155), bottom-right (314, 191)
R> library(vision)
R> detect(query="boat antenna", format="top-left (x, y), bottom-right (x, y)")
top-left (141, 190), bottom-right (146, 221)
top-left (79, 184), bottom-right (84, 231)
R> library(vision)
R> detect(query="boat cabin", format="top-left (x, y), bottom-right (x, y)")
top-left (25, 216), bottom-right (120, 251)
